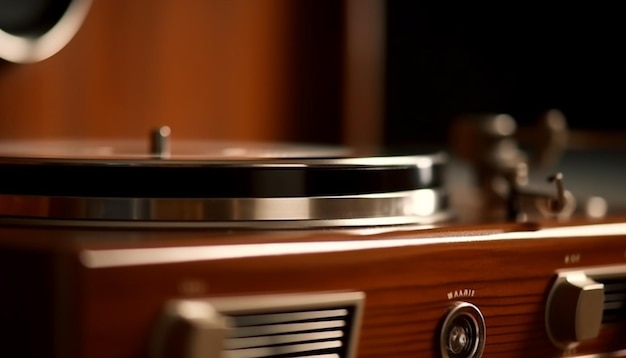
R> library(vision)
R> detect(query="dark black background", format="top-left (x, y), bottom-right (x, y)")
top-left (384, 3), bottom-right (626, 147)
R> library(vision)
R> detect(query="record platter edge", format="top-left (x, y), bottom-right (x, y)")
top-left (0, 134), bottom-right (452, 229)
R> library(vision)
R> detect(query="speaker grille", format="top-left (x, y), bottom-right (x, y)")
top-left (209, 291), bottom-right (364, 358)
top-left (597, 278), bottom-right (626, 324)
top-left (223, 306), bottom-right (357, 357)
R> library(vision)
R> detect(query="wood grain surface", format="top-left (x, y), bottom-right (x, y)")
top-left (1, 2), bottom-right (625, 358)
top-left (0, 0), bottom-right (345, 144)
top-left (3, 219), bottom-right (626, 357)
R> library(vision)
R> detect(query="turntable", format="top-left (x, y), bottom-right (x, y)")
top-left (4, 0), bottom-right (626, 356)
top-left (0, 127), bottom-right (450, 228)
top-left (1, 122), bottom-right (626, 358)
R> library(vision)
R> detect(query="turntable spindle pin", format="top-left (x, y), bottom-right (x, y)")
top-left (151, 126), bottom-right (171, 159)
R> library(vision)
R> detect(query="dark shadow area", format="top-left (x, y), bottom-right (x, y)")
top-left (289, 0), bottom-right (344, 144)
top-left (385, 3), bottom-right (626, 147)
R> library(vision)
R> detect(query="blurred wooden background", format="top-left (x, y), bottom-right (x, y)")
top-left (0, 0), bottom-right (384, 146)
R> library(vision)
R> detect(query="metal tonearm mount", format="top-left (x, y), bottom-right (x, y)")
top-left (504, 164), bottom-right (576, 222)
top-left (451, 109), bottom-right (576, 221)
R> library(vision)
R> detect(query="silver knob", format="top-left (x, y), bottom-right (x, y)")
top-left (545, 271), bottom-right (605, 349)
top-left (439, 302), bottom-right (486, 358)
top-left (150, 300), bottom-right (231, 358)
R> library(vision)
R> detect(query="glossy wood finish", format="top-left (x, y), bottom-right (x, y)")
top-left (3, 219), bottom-right (626, 357)
top-left (3, 2), bottom-right (625, 357)
top-left (0, 0), bottom-right (345, 144)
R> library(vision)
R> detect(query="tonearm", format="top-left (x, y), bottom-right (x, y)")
top-left (451, 109), bottom-right (604, 222)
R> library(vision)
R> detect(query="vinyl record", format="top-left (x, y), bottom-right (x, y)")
top-left (0, 137), bottom-right (452, 228)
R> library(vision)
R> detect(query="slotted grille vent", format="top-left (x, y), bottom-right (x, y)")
top-left (210, 291), bottom-right (364, 358)
top-left (152, 291), bottom-right (364, 358)
top-left (222, 306), bottom-right (356, 358)
top-left (597, 278), bottom-right (626, 324)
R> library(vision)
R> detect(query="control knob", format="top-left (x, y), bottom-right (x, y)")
top-left (545, 271), bottom-right (605, 349)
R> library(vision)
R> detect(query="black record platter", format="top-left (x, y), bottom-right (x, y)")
top-left (0, 130), bottom-right (451, 228)
top-left (2, 127), bottom-right (626, 358)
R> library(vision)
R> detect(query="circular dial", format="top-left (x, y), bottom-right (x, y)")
top-left (439, 302), bottom-right (486, 358)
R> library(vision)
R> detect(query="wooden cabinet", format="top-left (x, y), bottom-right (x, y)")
top-left (0, 0), bottom-right (353, 145)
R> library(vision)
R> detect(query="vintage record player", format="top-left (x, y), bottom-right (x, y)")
top-left (3, 1), bottom-right (626, 358)
top-left (1, 119), bottom-right (626, 358)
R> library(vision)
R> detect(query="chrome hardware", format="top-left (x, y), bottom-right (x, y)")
top-left (439, 302), bottom-right (486, 358)
top-left (452, 110), bottom-right (580, 221)
top-left (506, 170), bottom-right (576, 222)
top-left (544, 265), bottom-right (626, 350)
top-left (151, 126), bottom-right (172, 159)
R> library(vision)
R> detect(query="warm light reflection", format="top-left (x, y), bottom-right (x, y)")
top-left (573, 349), bottom-right (626, 358)
top-left (80, 222), bottom-right (626, 269)
top-left (175, 301), bottom-right (220, 322)
top-left (410, 190), bottom-right (437, 216)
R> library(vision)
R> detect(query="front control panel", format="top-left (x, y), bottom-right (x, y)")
top-left (9, 221), bottom-right (626, 357)
top-left (73, 224), bottom-right (626, 358)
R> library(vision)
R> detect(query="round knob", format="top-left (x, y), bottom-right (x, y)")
top-left (545, 271), bottom-right (605, 349)
top-left (439, 302), bottom-right (486, 358)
